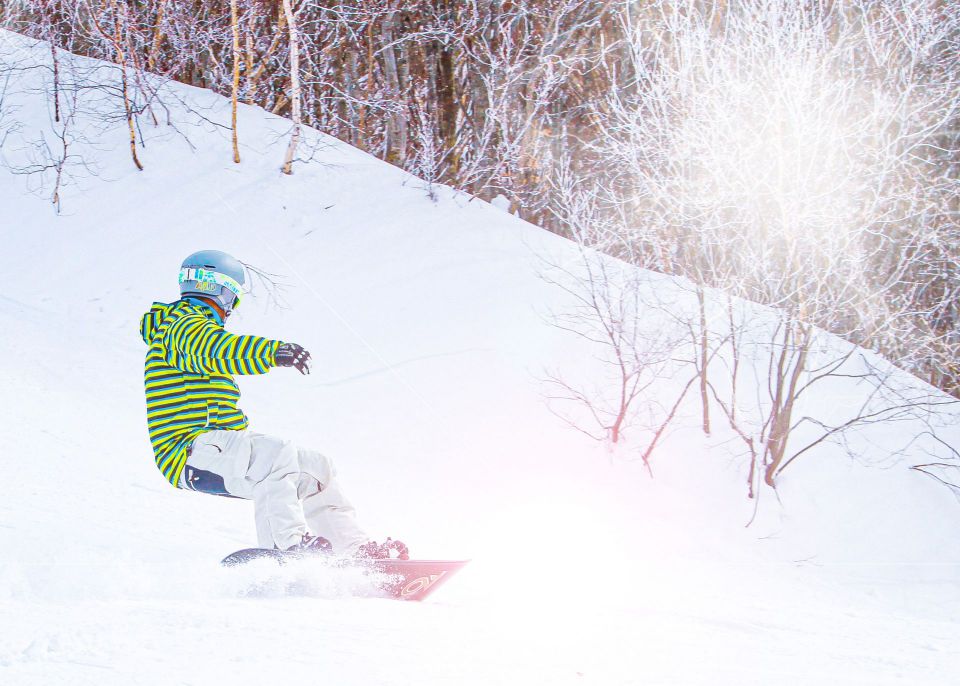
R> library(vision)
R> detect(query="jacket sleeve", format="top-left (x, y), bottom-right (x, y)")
top-left (163, 312), bottom-right (281, 375)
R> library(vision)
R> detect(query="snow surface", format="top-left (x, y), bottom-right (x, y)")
top-left (0, 31), bottom-right (958, 685)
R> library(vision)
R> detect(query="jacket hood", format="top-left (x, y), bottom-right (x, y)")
top-left (140, 301), bottom-right (177, 345)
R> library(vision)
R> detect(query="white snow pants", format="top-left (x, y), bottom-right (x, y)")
top-left (180, 429), bottom-right (368, 553)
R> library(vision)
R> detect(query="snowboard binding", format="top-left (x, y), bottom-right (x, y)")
top-left (356, 537), bottom-right (410, 561)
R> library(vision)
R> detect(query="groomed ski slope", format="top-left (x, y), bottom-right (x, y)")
top-left (0, 31), bottom-right (958, 685)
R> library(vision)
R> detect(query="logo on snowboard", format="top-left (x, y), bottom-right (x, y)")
top-left (400, 572), bottom-right (447, 599)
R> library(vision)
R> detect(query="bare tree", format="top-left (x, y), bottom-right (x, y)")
top-left (86, 0), bottom-right (143, 170)
top-left (4, 0), bottom-right (617, 225)
top-left (540, 157), bottom-right (704, 473)
top-left (546, 0), bottom-right (960, 495)
top-left (3, 48), bottom-right (98, 212)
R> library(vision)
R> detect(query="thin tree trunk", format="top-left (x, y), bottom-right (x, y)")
top-left (362, 19), bottom-right (375, 143)
top-left (397, 13), bottom-right (411, 163)
top-left (49, 35), bottom-right (60, 122)
top-left (281, 0), bottom-right (301, 175)
top-left (105, 0), bottom-right (143, 170)
top-left (147, 0), bottom-right (167, 72)
top-left (380, 10), bottom-right (407, 165)
top-left (727, 295), bottom-right (740, 425)
top-left (244, 34), bottom-right (255, 104)
top-left (764, 321), bottom-right (792, 471)
top-left (746, 437), bottom-right (758, 499)
top-left (345, 48), bottom-right (359, 146)
top-left (764, 323), bottom-right (811, 487)
top-left (698, 286), bottom-right (711, 435)
top-left (230, 0), bottom-right (241, 163)
top-left (52, 116), bottom-right (69, 213)
top-left (435, 3), bottom-right (458, 174)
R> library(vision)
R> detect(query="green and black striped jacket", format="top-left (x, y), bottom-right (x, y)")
top-left (139, 299), bottom-right (282, 486)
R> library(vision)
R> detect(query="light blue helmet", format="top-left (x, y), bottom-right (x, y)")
top-left (179, 249), bottom-right (245, 315)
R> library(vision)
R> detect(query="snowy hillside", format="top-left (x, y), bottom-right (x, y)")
top-left (1, 31), bottom-right (958, 686)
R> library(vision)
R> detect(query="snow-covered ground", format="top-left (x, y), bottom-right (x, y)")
top-left (0, 31), bottom-right (958, 685)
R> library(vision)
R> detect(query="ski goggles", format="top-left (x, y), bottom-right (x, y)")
top-left (178, 267), bottom-right (244, 308)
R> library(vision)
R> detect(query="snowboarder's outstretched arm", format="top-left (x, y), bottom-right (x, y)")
top-left (164, 312), bottom-right (281, 376)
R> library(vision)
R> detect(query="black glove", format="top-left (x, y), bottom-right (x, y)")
top-left (274, 342), bottom-right (311, 375)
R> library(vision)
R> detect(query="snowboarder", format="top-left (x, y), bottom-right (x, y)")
top-left (139, 249), bottom-right (407, 559)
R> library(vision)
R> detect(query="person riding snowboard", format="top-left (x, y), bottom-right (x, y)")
top-left (139, 249), bottom-right (407, 559)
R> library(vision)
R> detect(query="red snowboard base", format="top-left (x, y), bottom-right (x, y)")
top-left (221, 548), bottom-right (469, 601)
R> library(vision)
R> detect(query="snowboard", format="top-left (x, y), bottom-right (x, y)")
top-left (221, 547), bottom-right (469, 602)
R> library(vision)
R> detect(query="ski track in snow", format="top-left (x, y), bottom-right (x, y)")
top-left (0, 30), bottom-right (958, 685)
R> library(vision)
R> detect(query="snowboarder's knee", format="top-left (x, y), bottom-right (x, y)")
top-left (295, 448), bottom-right (336, 488)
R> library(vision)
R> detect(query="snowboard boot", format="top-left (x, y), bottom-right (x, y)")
top-left (286, 533), bottom-right (333, 556)
top-left (356, 537), bottom-right (410, 561)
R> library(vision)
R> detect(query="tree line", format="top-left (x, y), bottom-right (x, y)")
top-left (5, 0), bottom-right (618, 217)
top-left (2, 1), bottom-right (959, 493)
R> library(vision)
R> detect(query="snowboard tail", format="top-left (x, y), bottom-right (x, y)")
top-left (221, 548), bottom-right (468, 602)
